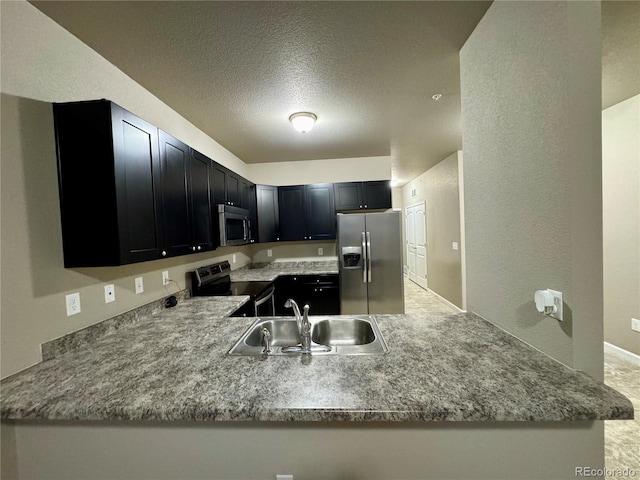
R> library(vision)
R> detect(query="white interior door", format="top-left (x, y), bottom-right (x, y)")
top-left (405, 206), bottom-right (416, 282)
top-left (414, 202), bottom-right (428, 289)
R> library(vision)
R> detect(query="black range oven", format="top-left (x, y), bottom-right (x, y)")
top-left (191, 261), bottom-right (274, 317)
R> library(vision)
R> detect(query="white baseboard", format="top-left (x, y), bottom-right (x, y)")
top-left (604, 342), bottom-right (640, 366)
top-left (427, 288), bottom-right (466, 314)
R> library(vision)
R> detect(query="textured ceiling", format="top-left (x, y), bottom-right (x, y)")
top-left (30, 1), bottom-right (639, 186)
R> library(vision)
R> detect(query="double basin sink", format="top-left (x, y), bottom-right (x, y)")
top-left (228, 316), bottom-right (388, 356)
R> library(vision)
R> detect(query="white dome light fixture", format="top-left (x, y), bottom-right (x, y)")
top-left (289, 112), bottom-right (317, 133)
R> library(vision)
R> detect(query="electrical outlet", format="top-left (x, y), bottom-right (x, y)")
top-left (632, 318), bottom-right (640, 333)
top-left (135, 277), bottom-right (144, 294)
top-left (452, 242), bottom-right (459, 251)
top-left (65, 292), bottom-right (81, 316)
top-left (318, 247), bottom-right (324, 256)
top-left (232, 254), bottom-right (236, 263)
top-left (104, 284), bottom-right (115, 303)
top-left (548, 289), bottom-right (563, 321)
top-left (162, 271), bottom-right (170, 286)
top-left (267, 249), bottom-right (272, 258)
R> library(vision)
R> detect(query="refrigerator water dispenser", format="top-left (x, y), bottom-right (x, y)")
top-left (341, 247), bottom-right (363, 268)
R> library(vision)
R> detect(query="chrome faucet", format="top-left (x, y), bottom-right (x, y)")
top-left (284, 299), bottom-right (311, 353)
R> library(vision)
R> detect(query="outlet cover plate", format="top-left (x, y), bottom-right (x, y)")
top-left (135, 277), bottom-right (144, 294)
top-left (104, 284), bottom-right (115, 303)
top-left (632, 318), bottom-right (640, 333)
top-left (547, 289), bottom-right (563, 321)
top-left (65, 292), bottom-right (81, 316)
top-left (162, 271), bottom-right (170, 286)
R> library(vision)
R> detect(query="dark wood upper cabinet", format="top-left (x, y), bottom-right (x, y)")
top-left (212, 163), bottom-right (243, 207)
top-left (241, 178), bottom-right (257, 242)
top-left (54, 100), bottom-right (165, 267)
top-left (362, 180), bottom-right (392, 209)
top-left (158, 131), bottom-right (191, 257)
top-left (278, 185), bottom-right (307, 241)
top-left (306, 183), bottom-right (336, 240)
top-left (189, 150), bottom-right (216, 252)
top-left (256, 185), bottom-right (279, 242)
top-left (277, 184), bottom-right (336, 241)
top-left (334, 181), bottom-right (391, 211)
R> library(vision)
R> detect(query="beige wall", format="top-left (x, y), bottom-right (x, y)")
top-left (603, 94), bottom-right (640, 356)
top-left (249, 156), bottom-right (391, 186)
top-left (460, 1), bottom-right (603, 379)
top-left (402, 152), bottom-right (465, 309)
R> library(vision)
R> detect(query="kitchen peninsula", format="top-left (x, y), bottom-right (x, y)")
top-left (1, 269), bottom-right (633, 479)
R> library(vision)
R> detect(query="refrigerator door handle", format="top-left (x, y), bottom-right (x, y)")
top-left (366, 231), bottom-right (372, 283)
top-left (361, 232), bottom-right (368, 283)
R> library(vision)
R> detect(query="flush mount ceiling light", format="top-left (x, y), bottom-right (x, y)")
top-left (289, 112), bottom-right (317, 133)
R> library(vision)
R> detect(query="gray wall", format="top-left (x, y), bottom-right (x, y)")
top-left (460, 1), bottom-right (603, 378)
top-left (603, 94), bottom-right (640, 356)
top-left (3, 421), bottom-right (603, 480)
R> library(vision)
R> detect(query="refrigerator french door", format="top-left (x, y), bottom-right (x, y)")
top-left (337, 211), bottom-right (405, 314)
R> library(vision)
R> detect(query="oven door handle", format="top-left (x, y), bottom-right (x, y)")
top-left (254, 285), bottom-right (275, 316)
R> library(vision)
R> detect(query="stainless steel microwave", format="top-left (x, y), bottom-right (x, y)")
top-left (218, 204), bottom-right (253, 246)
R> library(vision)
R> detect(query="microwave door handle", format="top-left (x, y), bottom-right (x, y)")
top-left (243, 220), bottom-right (248, 240)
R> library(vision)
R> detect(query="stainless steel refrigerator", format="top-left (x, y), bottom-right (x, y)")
top-left (337, 211), bottom-right (405, 314)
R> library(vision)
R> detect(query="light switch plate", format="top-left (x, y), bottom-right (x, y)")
top-left (162, 271), bottom-right (170, 286)
top-left (104, 284), bottom-right (115, 303)
top-left (267, 249), bottom-right (272, 258)
top-left (452, 242), bottom-right (459, 251)
top-left (135, 277), bottom-right (144, 294)
top-left (318, 247), bottom-right (324, 256)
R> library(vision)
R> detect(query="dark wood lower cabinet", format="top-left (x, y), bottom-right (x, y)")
top-left (274, 275), bottom-right (340, 315)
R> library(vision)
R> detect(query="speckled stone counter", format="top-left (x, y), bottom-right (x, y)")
top-left (229, 260), bottom-right (339, 282)
top-left (1, 298), bottom-right (632, 423)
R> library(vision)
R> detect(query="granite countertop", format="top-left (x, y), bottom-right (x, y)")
top-left (1, 296), bottom-right (633, 423)
top-left (229, 260), bottom-right (339, 282)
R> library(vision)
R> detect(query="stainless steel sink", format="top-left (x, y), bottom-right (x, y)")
top-left (228, 316), bottom-right (388, 356)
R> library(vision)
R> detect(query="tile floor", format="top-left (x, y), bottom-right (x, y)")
top-left (403, 276), bottom-right (639, 479)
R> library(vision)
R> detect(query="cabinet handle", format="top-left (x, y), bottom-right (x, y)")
top-left (161, 250), bottom-right (167, 257)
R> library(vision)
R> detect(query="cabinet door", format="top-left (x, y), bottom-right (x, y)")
top-left (227, 171), bottom-right (241, 206)
top-left (362, 180), bottom-right (392, 209)
top-left (211, 162), bottom-right (228, 206)
top-left (158, 131), bottom-right (191, 257)
top-left (242, 179), bottom-right (258, 242)
top-left (278, 185), bottom-right (307, 241)
top-left (189, 150), bottom-right (216, 252)
top-left (306, 183), bottom-right (336, 240)
top-left (334, 182), bottom-right (363, 211)
top-left (257, 184), bottom-right (279, 242)
top-left (112, 105), bottom-right (166, 263)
